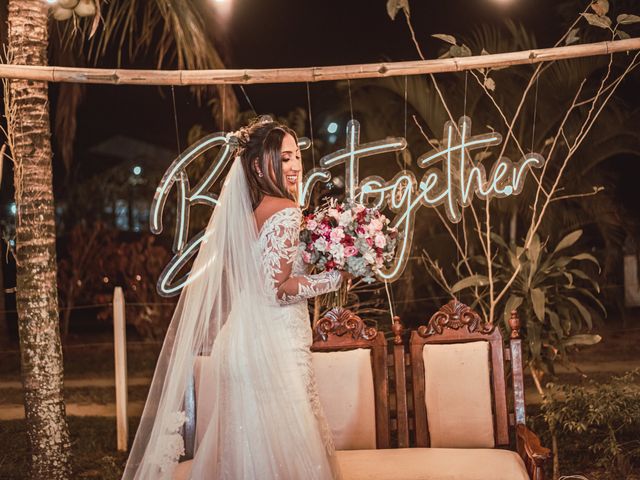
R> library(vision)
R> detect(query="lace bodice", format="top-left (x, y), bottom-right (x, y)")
top-left (259, 207), bottom-right (342, 305)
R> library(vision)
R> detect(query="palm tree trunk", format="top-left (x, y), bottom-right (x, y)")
top-left (7, 1), bottom-right (72, 478)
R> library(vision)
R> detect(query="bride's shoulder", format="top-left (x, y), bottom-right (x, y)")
top-left (259, 195), bottom-right (298, 212)
top-left (255, 196), bottom-right (300, 232)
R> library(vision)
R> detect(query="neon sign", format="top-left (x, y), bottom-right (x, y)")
top-left (151, 117), bottom-right (544, 295)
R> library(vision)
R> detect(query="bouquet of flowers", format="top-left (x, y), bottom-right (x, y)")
top-left (299, 200), bottom-right (398, 284)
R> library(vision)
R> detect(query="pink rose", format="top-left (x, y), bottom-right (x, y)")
top-left (306, 219), bottom-right (318, 231)
top-left (368, 218), bottom-right (383, 234)
top-left (330, 227), bottom-right (345, 243)
top-left (374, 234), bottom-right (387, 248)
top-left (344, 246), bottom-right (358, 257)
top-left (302, 251), bottom-right (312, 263)
top-left (327, 208), bottom-right (340, 220)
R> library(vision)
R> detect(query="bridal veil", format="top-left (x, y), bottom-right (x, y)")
top-left (122, 157), bottom-right (338, 479)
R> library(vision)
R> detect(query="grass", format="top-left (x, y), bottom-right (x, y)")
top-left (0, 385), bottom-right (151, 406)
top-left (0, 341), bottom-right (161, 380)
top-left (0, 417), bottom-right (136, 480)
top-left (2, 413), bottom-right (638, 479)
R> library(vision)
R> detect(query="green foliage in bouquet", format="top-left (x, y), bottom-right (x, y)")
top-left (451, 229), bottom-right (604, 372)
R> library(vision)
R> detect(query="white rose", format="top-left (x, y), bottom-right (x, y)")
top-left (314, 237), bottom-right (328, 252)
top-left (330, 242), bottom-right (345, 262)
top-left (339, 210), bottom-right (353, 227)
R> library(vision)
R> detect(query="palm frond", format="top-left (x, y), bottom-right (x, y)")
top-left (56, 0), bottom-right (239, 128)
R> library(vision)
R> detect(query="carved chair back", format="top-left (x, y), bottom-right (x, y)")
top-left (311, 308), bottom-right (397, 449)
top-left (409, 300), bottom-right (526, 449)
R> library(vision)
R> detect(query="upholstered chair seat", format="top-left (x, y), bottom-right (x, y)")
top-left (173, 448), bottom-right (529, 480)
top-left (335, 448), bottom-right (530, 480)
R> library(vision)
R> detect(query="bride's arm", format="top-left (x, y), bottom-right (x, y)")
top-left (263, 207), bottom-right (342, 305)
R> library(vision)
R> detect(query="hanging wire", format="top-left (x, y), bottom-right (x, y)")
top-left (239, 84), bottom-right (257, 116)
top-left (171, 86), bottom-right (183, 155)
top-left (347, 78), bottom-right (354, 121)
top-left (306, 82), bottom-right (316, 169)
top-left (382, 76), bottom-right (411, 321)
top-left (384, 279), bottom-right (395, 320)
top-left (455, 70), bottom-right (470, 301)
top-left (463, 70), bottom-right (469, 119)
top-left (531, 75), bottom-right (540, 152)
top-left (403, 75), bottom-right (408, 140)
top-left (221, 84), bottom-right (226, 132)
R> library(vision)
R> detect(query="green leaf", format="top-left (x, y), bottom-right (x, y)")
top-left (451, 274), bottom-right (490, 293)
top-left (490, 233), bottom-right (508, 251)
top-left (617, 30), bottom-right (631, 39)
top-left (432, 33), bottom-right (457, 45)
top-left (565, 27), bottom-right (580, 45)
top-left (567, 297), bottom-right (593, 329)
top-left (581, 13), bottom-right (612, 29)
top-left (563, 272), bottom-right (574, 287)
top-left (590, 0), bottom-right (609, 16)
top-left (450, 44), bottom-right (472, 58)
top-left (575, 288), bottom-right (606, 315)
top-left (484, 77), bottom-right (496, 92)
top-left (386, 0), bottom-right (410, 20)
top-left (503, 295), bottom-right (524, 323)
top-left (549, 311), bottom-right (563, 337)
top-left (563, 334), bottom-right (602, 347)
top-left (527, 234), bottom-right (541, 263)
top-left (573, 253), bottom-right (601, 271)
top-left (617, 13), bottom-right (640, 24)
top-left (553, 230), bottom-right (582, 254)
top-left (531, 288), bottom-right (546, 322)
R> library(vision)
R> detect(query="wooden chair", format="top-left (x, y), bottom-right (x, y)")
top-left (310, 307), bottom-right (409, 450)
top-left (408, 299), bottom-right (551, 480)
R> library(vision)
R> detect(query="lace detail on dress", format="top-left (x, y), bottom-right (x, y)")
top-left (149, 410), bottom-right (187, 474)
top-left (304, 358), bottom-right (337, 453)
top-left (259, 207), bottom-right (342, 305)
top-left (257, 205), bottom-right (340, 463)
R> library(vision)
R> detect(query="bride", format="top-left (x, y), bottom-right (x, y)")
top-left (122, 117), bottom-right (347, 480)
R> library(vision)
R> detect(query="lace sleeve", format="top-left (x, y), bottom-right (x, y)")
top-left (262, 208), bottom-right (342, 305)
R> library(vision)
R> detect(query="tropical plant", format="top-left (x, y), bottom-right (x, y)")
top-left (442, 230), bottom-right (605, 374)
top-left (48, 0), bottom-right (239, 173)
top-left (3, 1), bottom-right (72, 477)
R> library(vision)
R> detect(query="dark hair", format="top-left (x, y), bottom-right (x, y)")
top-left (237, 117), bottom-right (299, 210)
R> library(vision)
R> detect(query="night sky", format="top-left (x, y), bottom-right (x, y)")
top-left (63, 0), bottom-right (638, 224)
top-left (2, 0), bottom-right (639, 218)
top-left (73, 0), bottom-right (579, 153)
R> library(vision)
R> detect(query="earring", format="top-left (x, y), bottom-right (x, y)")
top-left (254, 159), bottom-right (264, 178)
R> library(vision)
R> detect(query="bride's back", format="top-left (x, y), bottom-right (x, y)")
top-left (254, 195), bottom-right (298, 233)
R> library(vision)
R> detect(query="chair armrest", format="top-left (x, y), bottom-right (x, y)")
top-left (516, 424), bottom-right (551, 469)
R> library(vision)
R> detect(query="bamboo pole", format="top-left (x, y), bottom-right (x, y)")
top-left (0, 37), bottom-right (639, 85)
top-left (113, 287), bottom-right (128, 452)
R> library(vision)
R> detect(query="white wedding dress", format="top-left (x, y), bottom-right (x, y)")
top-left (122, 158), bottom-right (343, 480)
top-left (189, 207), bottom-right (343, 479)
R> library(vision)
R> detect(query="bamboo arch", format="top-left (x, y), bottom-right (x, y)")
top-left (0, 37), bottom-right (639, 85)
